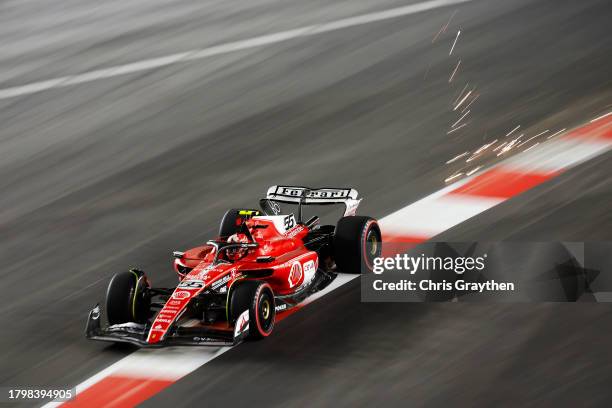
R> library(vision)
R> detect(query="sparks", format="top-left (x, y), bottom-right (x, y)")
top-left (517, 130), bottom-right (548, 147)
top-left (449, 30), bottom-right (461, 55)
top-left (447, 122), bottom-right (468, 134)
top-left (461, 92), bottom-right (479, 113)
top-left (505, 125), bottom-right (520, 137)
top-left (547, 128), bottom-right (567, 139)
top-left (445, 172), bottom-right (464, 183)
top-left (467, 139), bottom-right (497, 162)
top-left (451, 110), bottom-right (470, 128)
top-left (432, 24), bottom-right (445, 43)
top-left (493, 141), bottom-right (507, 152)
top-left (453, 83), bottom-right (470, 106)
top-left (475, 139), bottom-right (497, 154)
top-left (449, 60), bottom-right (461, 83)
top-left (453, 89), bottom-right (472, 110)
top-left (443, 10), bottom-right (458, 33)
top-left (466, 166), bottom-right (482, 176)
top-left (446, 151), bottom-right (470, 164)
top-left (497, 138), bottom-right (519, 156)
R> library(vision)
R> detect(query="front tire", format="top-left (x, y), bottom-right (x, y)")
top-left (229, 281), bottom-right (275, 339)
top-left (334, 216), bottom-right (382, 273)
top-left (106, 270), bottom-right (150, 325)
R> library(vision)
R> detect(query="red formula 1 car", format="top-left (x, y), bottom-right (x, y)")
top-left (86, 186), bottom-right (382, 347)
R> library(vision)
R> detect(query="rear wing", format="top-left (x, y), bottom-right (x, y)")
top-left (264, 185), bottom-right (361, 216)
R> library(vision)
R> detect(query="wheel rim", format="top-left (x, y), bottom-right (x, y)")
top-left (368, 232), bottom-right (378, 256)
top-left (261, 299), bottom-right (270, 320)
top-left (364, 226), bottom-right (381, 265)
top-left (258, 292), bottom-right (274, 332)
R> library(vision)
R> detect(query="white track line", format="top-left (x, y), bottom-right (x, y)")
top-left (0, 0), bottom-right (472, 101)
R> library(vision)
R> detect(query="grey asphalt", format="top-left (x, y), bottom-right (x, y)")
top-left (0, 0), bottom-right (610, 406)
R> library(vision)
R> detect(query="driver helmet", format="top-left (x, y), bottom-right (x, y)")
top-left (226, 233), bottom-right (249, 260)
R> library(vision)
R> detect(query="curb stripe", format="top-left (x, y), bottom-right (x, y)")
top-left (380, 193), bottom-right (503, 237)
top-left (500, 138), bottom-right (611, 174)
top-left (449, 169), bottom-right (557, 198)
top-left (62, 376), bottom-right (172, 408)
top-left (563, 119), bottom-right (612, 140)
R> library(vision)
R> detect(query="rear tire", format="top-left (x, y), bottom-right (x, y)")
top-left (334, 216), bottom-right (382, 273)
top-left (229, 281), bottom-right (275, 339)
top-left (106, 270), bottom-right (150, 325)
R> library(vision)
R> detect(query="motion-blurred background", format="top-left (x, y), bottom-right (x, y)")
top-left (1, 0), bottom-right (611, 406)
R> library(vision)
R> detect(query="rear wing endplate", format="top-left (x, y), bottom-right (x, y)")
top-left (265, 185), bottom-right (361, 216)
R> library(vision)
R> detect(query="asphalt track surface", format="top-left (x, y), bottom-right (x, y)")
top-left (0, 0), bottom-right (611, 406)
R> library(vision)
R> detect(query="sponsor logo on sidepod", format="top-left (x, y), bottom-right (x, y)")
top-left (172, 290), bottom-right (190, 300)
top-left (288, 262), bottom-right (303, 288)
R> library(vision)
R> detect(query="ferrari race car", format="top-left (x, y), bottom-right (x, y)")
top-left (86, 186), bottom-right (382, 347)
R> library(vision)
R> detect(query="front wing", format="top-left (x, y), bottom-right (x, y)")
top-left (85, 305), bottom-right (249, 347)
